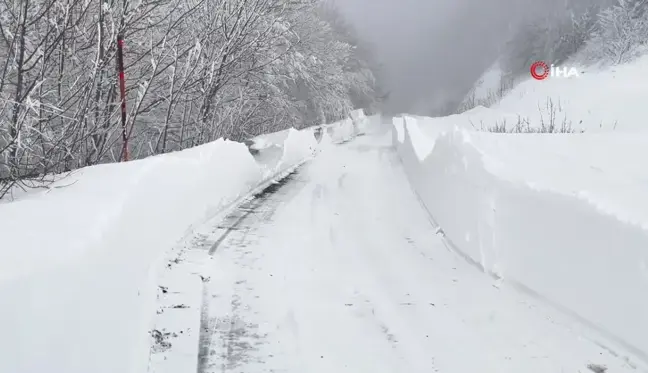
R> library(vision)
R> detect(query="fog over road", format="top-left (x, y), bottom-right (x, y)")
top-left (331, 0), bottom-right (571, 115)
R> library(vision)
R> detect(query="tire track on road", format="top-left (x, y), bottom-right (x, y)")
top-left (196, 170), bottom-right (302, 373)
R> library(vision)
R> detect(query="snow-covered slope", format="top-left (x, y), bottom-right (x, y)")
top-left (491, 55), bottom-right (648, 132)
top-left (459, 54), bottom-right (648, 132)
top-left (0, 116), bottom-right (361, 373)
top-left (394, 55), bottom-right (648, 364)
top-left (460, 60), bottom-right (508, 109)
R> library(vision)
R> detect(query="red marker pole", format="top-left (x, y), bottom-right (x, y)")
top-left (116, 33), bottom-right (129, 161)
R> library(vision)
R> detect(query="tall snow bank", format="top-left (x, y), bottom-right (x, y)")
top-left (0, 122), bottom-right (339, 373)
top-left (319, 108), bottom-right (370, 142)
top-left (275, 128), bottom-right (318, 171)
top-left (394, 116), bottom-right (648, 362)
top-left (392, 116), bottom-right (405, 144)
top-left (0, 139), bottom-right (262, 373)
top-left (327, 118), bottom-right (357, 143)
top-left (254, 128), bottom-right (292, 148)
top-left (350, 108), bottom-right (371, 134)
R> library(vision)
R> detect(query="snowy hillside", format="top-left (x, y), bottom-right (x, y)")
top-left (459, 60), bottom-right (508, 110)
top-left (457, 53), bottom-right (648, 132)
top-left (492, 54), bottom-right (648, 132)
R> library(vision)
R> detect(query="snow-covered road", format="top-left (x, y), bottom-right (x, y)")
top-left (191, 130), bottom-right (638, 373)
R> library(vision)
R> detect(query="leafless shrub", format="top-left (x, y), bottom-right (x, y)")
top-left (471, 98), bottom-right (587, 134)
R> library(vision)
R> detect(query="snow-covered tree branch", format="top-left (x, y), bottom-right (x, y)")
top-left (0, 0), bottom-right (381, 198)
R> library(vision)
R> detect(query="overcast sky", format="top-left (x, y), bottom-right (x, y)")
top-left (332, 0), bottom-right (517, 115)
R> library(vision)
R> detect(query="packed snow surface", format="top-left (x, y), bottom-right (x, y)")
top-left (153, 127), bottom-right (642, 373)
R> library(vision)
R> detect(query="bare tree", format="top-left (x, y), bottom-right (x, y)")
top-left (586, 0), bottom-right (648, 63)
top-left (0, 0), bottom-right (379, 199)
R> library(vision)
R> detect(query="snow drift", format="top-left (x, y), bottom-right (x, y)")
top-left (0, 116), bottom-right (359, 373)
top-left (393, 115), bottom-right (648, 362)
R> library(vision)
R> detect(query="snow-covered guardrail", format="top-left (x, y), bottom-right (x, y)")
top-left (393, 115), bottom-right (648, 362)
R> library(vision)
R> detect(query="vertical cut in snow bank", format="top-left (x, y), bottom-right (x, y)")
top-left (403, 117), bottom-right (437, 160)
top-left (275, 128), bottom-right (318, 172)
top-left (394, 115), bottom-right (648, 363)
top-left (326, 116), bottom-right (357, 143)
top-left (392, 116), bottom-right (405, 143)
top-left (350, 108), bottom-right (370, 134)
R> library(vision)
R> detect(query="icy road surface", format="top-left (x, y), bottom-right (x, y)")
top-left (190, 131), bottom-right (638, 373)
